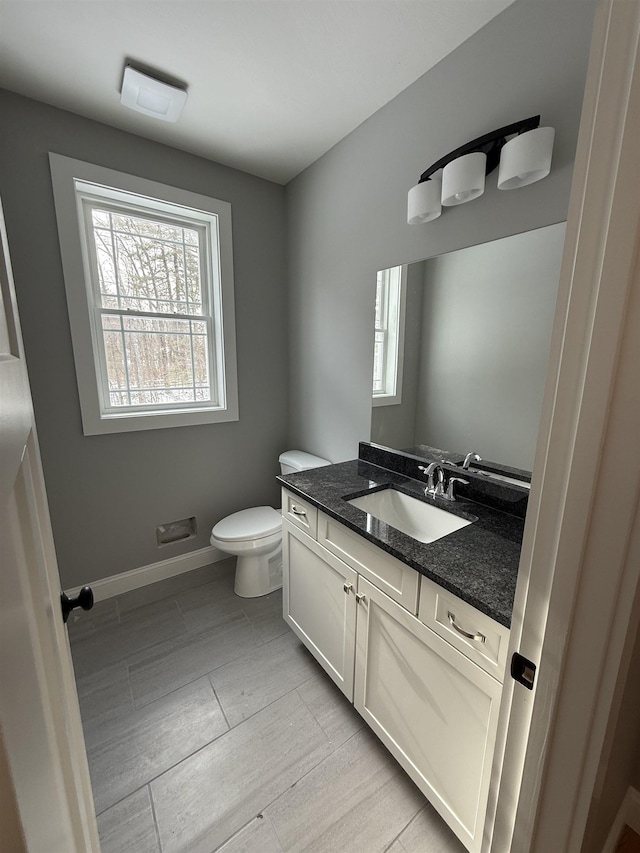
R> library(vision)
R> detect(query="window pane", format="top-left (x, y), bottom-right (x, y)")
top-left (92, 210), bottom-right (111, 228)
top-left (192, 331), bottom-right (209, 385)
top-left (111, 213), bottom-right (184, 244)
top-left (109, 391), bottom-right (130, 406)
top-left (102, 329), bottom-right (128, 391)
top-left (374, 276), bottom-right (383, 327)
top-left (101, 313), bottom-right (212, 408)
top-left (90, 208), bottom-right (204, 315)
top-left (185, 246), bottom-right (202, 311)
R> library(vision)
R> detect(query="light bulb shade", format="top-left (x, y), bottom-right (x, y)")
top-left (441, 152), bottom-right (486, 206)
top-left (407, 179), bottom-right (442, 224)
top-left (498, 126), bottom-right (555, 190)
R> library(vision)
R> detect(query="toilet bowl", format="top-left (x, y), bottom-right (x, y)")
top-left (210, 450), bottom-right (330, 598)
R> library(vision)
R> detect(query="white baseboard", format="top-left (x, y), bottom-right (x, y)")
top-left (68, 544), bottom-right (228, 602)
top-left (602, 787), bottom-right (640, 853)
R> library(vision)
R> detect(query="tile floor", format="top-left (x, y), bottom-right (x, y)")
top-left (68, 560), bottom-right (467, 853)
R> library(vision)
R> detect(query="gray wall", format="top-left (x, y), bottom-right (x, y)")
top-left (286, 0), bottom-right (597, 464)
top-left (0, 91), bottom-right (288, 589)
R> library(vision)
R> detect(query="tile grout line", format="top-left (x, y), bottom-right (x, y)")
top-left (130, 676), bottom-right (327, 798)
top-left (126, 617), bottom-right (256, 710)
top-left (129, 622), bottom-right (295, 712)
top-left (109, 675), bottom-right (339, 829)
top-left (207, 675), bottom-right (231, 732)
top-left (382, 804), bottom-right (424, 853)
top-left (147, 783), bottom-right (163, 853)
top-left (209, 812), bottom-right (281, 853)
top-left (264, 809), bottom-right (286, 853)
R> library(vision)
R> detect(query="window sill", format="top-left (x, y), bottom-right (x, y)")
top-left (372, 394), bottom-right (402, 408)
top-left (80, 403), bottom-right (239, 435)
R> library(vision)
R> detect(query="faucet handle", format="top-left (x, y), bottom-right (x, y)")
top-left (419, 462), bottom-right (445, 497)
top-left (445, 477), bottom-right (469, 501)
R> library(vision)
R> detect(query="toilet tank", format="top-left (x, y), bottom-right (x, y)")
top-left (279, 450), bottom-right (331, 475)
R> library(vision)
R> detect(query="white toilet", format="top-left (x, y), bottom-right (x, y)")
top-left (210, 450), bottom-right (331, 598)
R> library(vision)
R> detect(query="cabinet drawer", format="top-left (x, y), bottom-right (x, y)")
top-left (318, 512), bottom-right (419, 614)
top-left (418, 576), bottom-right (509, 681)
top-left (281, 489), bottom-right (318, 538)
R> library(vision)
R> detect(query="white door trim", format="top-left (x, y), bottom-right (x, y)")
top-left (491, 1), bottom-right (640, 850)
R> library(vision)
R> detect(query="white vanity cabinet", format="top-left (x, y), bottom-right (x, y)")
top-left (281, 488), bottom-right (508, 853)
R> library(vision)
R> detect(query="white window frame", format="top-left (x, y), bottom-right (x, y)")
top-left (372, 264), bottom-right (406, 406)
top-left (49, 153), bottom-right (238, 435)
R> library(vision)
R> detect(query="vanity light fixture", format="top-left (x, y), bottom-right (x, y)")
top-left (407, 116), bottom-right (555, 224)
top-left (120, 66), bottom-right (188, 123)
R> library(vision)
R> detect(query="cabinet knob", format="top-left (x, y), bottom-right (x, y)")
top-left (355, 593), bottom-right (366, 604)
top-left (343, 583), bottom-right (353, 594)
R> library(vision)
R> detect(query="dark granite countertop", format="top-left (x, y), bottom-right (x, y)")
top-left (277, 458), bottom-right (525, 628)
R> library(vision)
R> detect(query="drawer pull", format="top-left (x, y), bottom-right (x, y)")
top-left (290, 505), bottom-right (307, 517)
top-left (447, 611), bottom-right (486, 644)
top-left (355, 593), bottom-right (366, 604)
top-left (343, 583), bottom-right (353, 594)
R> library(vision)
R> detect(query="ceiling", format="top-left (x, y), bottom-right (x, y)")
top-left (0, 1), bottom-right (513, 184)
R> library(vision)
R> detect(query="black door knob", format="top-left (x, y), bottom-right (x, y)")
top-left (60, 586), bottom-right (94, 623)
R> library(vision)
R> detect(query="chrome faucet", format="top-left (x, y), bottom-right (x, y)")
top-left (462, 451), bottom-right (482, 470)
top-left (418, 462), bottom-right (445, 498)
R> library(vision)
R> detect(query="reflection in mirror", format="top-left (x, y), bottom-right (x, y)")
top-left (370, 223), bottom-right (566, 471)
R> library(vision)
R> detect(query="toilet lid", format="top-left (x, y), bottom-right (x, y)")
top-left (212, 506), bottom-right (282, 543)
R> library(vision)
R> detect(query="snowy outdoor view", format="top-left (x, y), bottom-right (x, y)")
top-left (91, 208), bottom-right (213, 409)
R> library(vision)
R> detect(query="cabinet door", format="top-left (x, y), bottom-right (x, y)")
top-left (282, 519), bottom-right (358, 701)
top-left (354, 577), bottom-right (502, 853)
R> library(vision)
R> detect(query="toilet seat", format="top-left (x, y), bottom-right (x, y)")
top-left (211, 506), bottom-right (281, 543)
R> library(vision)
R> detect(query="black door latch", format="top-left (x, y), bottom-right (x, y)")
top-left (511, 652), bottom-right (536, 689)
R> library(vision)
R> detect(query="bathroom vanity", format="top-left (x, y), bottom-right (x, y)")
top-left (277, 443), bottom-right (528, 853)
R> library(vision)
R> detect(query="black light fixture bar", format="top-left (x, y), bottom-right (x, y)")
top-left (418, 115), bottom-right (540, 184)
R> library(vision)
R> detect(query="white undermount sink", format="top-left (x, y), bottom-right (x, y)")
top-left (347, 488), bottom-right (472, 544)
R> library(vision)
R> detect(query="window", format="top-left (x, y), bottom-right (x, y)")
top-left (372, 264), bottom-right (406, 406)
top-left (49, 154), bottom-right (238, 434)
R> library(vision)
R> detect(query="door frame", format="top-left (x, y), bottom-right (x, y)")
top-left (491, 0), bottom-right (640, 849)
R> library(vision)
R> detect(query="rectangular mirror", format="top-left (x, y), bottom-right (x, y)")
top-left (370, 222), bottom-right (566, 472)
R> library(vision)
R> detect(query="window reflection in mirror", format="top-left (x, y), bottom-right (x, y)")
top-left (373, 265), bottom-right (406, 406)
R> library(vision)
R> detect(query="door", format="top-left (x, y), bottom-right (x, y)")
top-left (354, 577), bottom-right (501, 853)
top-left (0, 200), bottom-right (100, 851)
top-left (282, 519), bottom-right (358, 700)
top-left (492, 1), bottom-right (640, 849)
